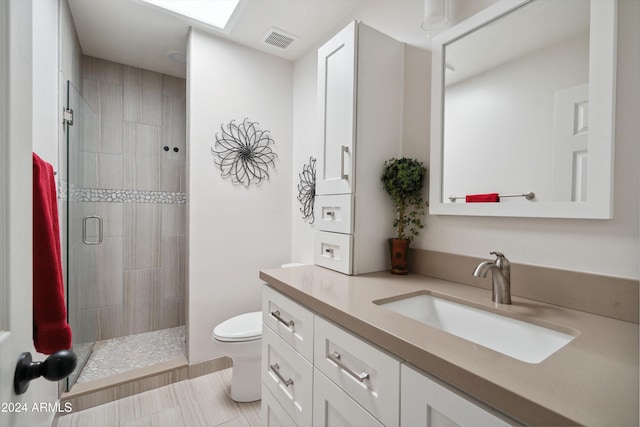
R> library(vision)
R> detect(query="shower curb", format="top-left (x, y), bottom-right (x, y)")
top-left (58, 356), bottom-right (231, 414)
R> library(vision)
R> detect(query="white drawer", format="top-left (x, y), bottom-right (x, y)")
top-left (314, 316), bottom-right (401, 427)
top-left (313, 368), bottom-right (384, 427)
top-left (313, 231), bottom-right (352, 275)
top-left (263, 326), bottom-right (313, 427)
top-left (314, 194), bottom-right (354, 234)
top-left (262, 285), bottom-right (314, 361)
top-left (261, 383), bottom-right (297, 427)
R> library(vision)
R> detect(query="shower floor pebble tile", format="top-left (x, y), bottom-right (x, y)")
top-left (77, 326), bottom-right (185, 383)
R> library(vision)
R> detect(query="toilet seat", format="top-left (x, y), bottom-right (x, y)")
top-left (213, 311), bottom-right (262, 342)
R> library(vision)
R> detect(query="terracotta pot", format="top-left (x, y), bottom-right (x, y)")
top-left (387, 238), bottom-right (410, 275)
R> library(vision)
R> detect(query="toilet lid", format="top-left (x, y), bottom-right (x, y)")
top-left (213, 311), bottom-right (262, 342)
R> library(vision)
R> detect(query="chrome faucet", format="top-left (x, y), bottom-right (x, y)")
top-left (473, 251), bottom-right (511, 304)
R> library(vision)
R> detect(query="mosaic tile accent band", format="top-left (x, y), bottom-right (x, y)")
top-left (58, 180), bottom-right (186, 204)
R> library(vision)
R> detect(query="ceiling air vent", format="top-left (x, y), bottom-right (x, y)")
top-left (262, 28), bottom-right (297, 50)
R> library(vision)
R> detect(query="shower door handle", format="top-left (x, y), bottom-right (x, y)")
top-left (82, 215), bottom-right (103, 245)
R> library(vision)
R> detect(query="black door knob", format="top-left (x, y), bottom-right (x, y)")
top-left (14, 350), bottom-right (77, 395)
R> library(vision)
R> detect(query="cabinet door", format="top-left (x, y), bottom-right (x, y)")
top-left (401, 364), bottom-right (517, 427)
top-left (317, 20), bottom-right (356, 196)
top-left (313, 368), bottom-right (384, 427)
top-left (262, 384), bottom-right (297, 427)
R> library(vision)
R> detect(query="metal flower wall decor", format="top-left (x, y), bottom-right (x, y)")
top-left (211, 118), bottom-right (278, 187)
top-left (297, 157), bottom-right (316, 224)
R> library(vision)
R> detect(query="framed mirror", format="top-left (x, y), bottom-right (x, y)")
top-left (429, 0), bottom-right (617, 218)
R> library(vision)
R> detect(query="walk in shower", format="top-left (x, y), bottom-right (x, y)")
top-left (62, 56), bottom-right (187, 390)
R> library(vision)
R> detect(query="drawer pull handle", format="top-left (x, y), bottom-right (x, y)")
top-left (328, 352), bottom-right (370, 382)
top-left (270, 363), bottom-right (293, 387)
top-left (271, 310), bottom-right (294, 328)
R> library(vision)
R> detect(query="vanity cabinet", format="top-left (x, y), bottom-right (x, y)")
top-left (262, 286), bottom-right (314, 427)
top-left (401, 364), bottom-right (517, 427)
top-left (314, 20), bottom-right (403, 275)
top-left (263, 284), bottom-right (521, 427)
top-left (262, 286), bottom-right (399, 426)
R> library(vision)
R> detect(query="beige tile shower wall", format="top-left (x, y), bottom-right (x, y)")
top-left (81, 56), bottom-right (186, 340)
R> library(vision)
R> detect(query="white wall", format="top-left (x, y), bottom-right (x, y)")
top-left (290, 49), bottom-right (318, 264)
top-left (292, 0), bottom-right (639, 280)
top-left (32, 0), bottom-right (59, 167)
top-left (188, 29), bottom-right (293, 363)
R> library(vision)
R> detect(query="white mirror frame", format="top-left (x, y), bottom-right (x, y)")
top-left (429, 0), bottom-right (617, 219)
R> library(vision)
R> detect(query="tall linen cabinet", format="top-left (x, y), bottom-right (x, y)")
top-left (313, 21), bottom-right (404, 275)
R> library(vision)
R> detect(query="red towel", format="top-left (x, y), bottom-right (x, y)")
top-left (466, 193), bottom-right (500, 203)
top-left (32, 153), bottom-right (72, 354)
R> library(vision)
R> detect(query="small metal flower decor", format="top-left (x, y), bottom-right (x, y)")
top-left (297, 157), bottom-right (316, 224)
top-left (211, 118), bottom-right (278, 187)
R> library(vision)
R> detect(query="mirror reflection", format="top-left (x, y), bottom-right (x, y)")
top-left (442, 0), bottom-right (590, 203)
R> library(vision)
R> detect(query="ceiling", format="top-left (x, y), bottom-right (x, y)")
top-left (66, 0), bottom-right (490, 78)
top-left (445, 0), bottom-right (590, 86)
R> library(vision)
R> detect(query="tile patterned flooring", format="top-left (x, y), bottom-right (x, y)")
top-left (54, 368), bottom-right (261, 427)
top-left (77, 327), bottom-right (186, 383)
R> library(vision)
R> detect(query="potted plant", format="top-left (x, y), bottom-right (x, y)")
top-left (381, 158), bottom-right (427, 274)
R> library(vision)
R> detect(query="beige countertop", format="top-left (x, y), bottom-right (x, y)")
top-left (259, 265), bottom-right (639, 427)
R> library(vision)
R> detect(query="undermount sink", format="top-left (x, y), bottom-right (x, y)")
top-left (376, 292), bottom-right (577, 363)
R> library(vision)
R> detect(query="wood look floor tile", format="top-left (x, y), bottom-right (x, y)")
top-left (54, 400), bottom-right (119, 427)
top-left (215, 416), bottom-right (251, 427)
top-left (55, 368), bottom-right (261, 427)
top-left (237, 401), bottom-right (261, 427)
top-left (121, 406), bottom-right (184, 427)
top-left (172, 373), bottom-right (242, 426)
top-left (116, 381), bottom-right (179, 422)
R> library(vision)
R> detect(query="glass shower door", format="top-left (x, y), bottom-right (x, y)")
top-left (65, 80), bottom-right (99, 390)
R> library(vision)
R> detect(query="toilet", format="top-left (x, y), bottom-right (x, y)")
top-left (213, 311), bottom-right (262, 402)
top-left (213, 263), bottom-right (305, 402)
